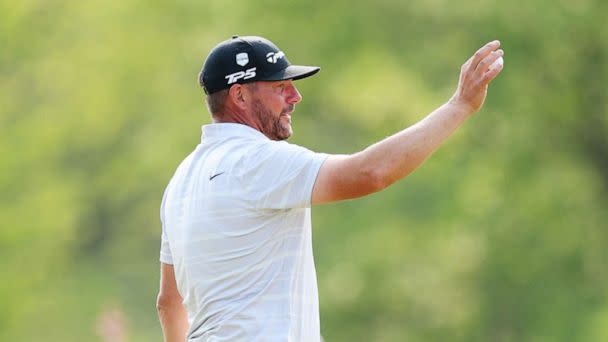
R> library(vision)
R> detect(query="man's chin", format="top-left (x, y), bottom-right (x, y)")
top-left (278, 126), bottom-right (293, 140)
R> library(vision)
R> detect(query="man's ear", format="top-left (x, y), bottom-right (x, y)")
top-left (228, 84), bottom-right (247, 110)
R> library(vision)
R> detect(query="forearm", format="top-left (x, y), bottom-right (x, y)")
top-left (357, 101), bottom-right (472, 188)
top-left (158, 300), bottom-right (188, 342)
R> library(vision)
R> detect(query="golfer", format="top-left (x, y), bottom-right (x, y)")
top-left (156, 35), bottom-right (504, 341)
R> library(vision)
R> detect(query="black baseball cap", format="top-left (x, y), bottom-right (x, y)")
top-left (199, 35), bottom-right (320, 94)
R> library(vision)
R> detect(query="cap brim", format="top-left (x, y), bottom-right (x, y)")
top-left (263, 65), bottom-right (320, 82)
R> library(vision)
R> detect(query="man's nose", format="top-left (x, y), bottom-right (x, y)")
top-left (286, 83), bottom-right (302, 104)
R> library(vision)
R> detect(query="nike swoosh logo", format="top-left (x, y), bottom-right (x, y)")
top-left (209, 172), bottom-right (225, 181)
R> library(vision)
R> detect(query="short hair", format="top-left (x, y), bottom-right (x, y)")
top-left (204, 89), bottom-right (229, 117)
top-left (198, 70), bottom-right (226, 117)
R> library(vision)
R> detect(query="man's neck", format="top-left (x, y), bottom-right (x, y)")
top-left (214, 112), bottom-right (264, 135)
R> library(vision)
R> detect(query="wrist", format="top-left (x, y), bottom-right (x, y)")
top-left (445, 98), bottom-right (476, 118)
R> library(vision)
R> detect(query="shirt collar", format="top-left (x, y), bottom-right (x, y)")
top-left (201, 123), bottom-right (269, 142)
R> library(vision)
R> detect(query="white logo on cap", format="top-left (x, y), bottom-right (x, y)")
top-left (225, 67), bottom-right (256, 85)
top-left (266, 51), bottom-right (285, 64)
top-left (236, 53), bottom-right (249, 66)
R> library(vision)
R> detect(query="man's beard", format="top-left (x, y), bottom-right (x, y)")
top-left (252, 99), bottom-right (293, 141)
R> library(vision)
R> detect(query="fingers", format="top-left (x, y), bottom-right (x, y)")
top-left (466, 40), bottom-right (501, 73)
top-left (461, 41), bottom-right (504, 87)
top-left (476, 49), bottom-right (504, 74)
top-left (482, 55), bottom-right (504, 84)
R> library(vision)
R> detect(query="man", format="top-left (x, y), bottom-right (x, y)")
top-left (156, 35), bottom-right (504, 341)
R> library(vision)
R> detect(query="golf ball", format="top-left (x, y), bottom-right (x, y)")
top-left (491, 56), bottom-right (504, 70)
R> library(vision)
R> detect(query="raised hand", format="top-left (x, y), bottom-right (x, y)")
top-left (449, 40), bottom-right (504, 114)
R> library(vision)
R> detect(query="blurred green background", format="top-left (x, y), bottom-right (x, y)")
top-left (1, 0), bottom-right (607, 341)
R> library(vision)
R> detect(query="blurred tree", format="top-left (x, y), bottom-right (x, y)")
top-left (0, 0), bottom-right (606, 341)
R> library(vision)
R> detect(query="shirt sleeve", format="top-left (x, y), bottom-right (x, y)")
top-left (159, 188), bottom-right (174, 264)
top-left (239, 141), bottom-right (328, 210)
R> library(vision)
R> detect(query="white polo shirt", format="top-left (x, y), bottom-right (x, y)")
top-left (160, 123), bottom-right (328, 341)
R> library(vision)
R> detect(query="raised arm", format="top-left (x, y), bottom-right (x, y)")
top-left (157, 263), bottom-right (189, 342)
top-left (312, 40), bottom-right (504, 205)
